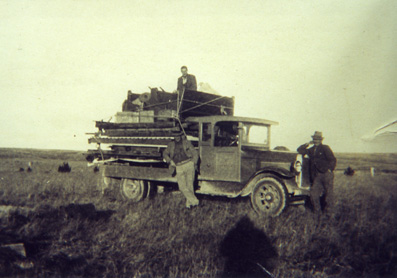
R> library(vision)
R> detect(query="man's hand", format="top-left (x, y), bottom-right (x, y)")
top-left (306, 141), bottom-right (314, 146)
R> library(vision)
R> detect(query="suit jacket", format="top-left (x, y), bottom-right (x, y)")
top-left (297, 143), bottom-right (336, 181)
top-left (163, 138), bottom-right (199, 170)
top-left (177, 74), bottom-right (197, 92)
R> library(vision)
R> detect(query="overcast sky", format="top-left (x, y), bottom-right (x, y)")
top-left (1, 0), bottom-right (396, 152)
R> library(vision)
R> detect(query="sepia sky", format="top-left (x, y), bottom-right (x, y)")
top-left (0, 0), bottom-right (396, 152)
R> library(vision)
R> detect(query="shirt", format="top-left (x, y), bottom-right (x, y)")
top-left (172, 140), bottom-right (190, 164)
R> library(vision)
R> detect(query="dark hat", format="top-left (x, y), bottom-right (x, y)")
top-left (311, 131), bottom-right (324, 140)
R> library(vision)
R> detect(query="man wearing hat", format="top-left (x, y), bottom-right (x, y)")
top-left (163, 133), bottom-right (199, 208)
top-left (297, 131), bottom-right (337, 216)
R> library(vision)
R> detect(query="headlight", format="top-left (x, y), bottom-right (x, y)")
top-left (294, 154), bottom-right (303, 173)
top-left (294, 161), bottom-right (302, 173)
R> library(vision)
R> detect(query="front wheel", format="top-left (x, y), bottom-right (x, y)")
top-left (251, 176), bottom-right (288, 217)
top-left (120, 179), bottom-right (150, 202)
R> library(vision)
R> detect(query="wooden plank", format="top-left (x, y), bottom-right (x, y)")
top-left (87, 149), bottom-right (163, 159)
top-left (88, 137), bottom-right (172, 145)
top-left (110, 146), bottom-right (163, 158)
top-left (104, 129), bottom-right (182, 137)
top-left (96, 121), bottom-right (176, 130)
top-left (104, 164), bottom-right (176, 182)
top-left (104, 127), bottom-right (180, 133)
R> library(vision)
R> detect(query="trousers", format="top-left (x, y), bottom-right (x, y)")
top-left (176, 160), bottom-right (199, 208)
top-left (310, 171), bottom-right (334, 213)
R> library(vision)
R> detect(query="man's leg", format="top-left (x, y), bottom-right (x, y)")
top-left (323, 171), bottom-right (335, 214)
top-left (176, 162), bottom-right (199, 208)
top-left (186, 161), bottom-right (199, 207)
top-left (310, 174), bottom-right (324, 215)
top-left (176, 164), bottom-right (188, 204)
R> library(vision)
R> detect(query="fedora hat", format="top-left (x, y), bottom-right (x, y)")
top-left (311, 131), bottom-right (324, 140)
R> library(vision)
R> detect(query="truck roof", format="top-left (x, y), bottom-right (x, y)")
top-left (185, 115), bottom-right (279, 126)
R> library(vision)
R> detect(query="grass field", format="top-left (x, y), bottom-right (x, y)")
top-left (0, 148), bottom-right (396, 277)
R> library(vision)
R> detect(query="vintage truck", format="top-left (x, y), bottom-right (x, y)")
top-left (87, 88), bottom-right (310, 217)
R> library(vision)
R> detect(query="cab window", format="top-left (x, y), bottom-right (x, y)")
top-left (201, 123), bottom-right (212, 144)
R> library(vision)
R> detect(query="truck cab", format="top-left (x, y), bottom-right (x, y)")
top-left (187, 116), bottom-right (310, 216)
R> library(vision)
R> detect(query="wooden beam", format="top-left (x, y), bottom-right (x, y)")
top-left (95, 121), bottom-right (176, 129)
top-left (88, 137), bottom-right (172, 145)
top-left (104, 164), bottom-right (176, 182)
top-left (103, 128), bottom-right (182, 137)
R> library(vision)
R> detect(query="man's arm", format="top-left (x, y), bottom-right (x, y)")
top-left (323, 145), bottom-right (337, 171)
top-left (163, 142), bottom-right (174, 164)
top-left (185, 140), bottom-right (199, 168)
top-left (297, 143), bottom-right (311, 155)
top-left (176, 77), bottom-right (182, 93)
top-left (191, 75), bottom-right (197, 91)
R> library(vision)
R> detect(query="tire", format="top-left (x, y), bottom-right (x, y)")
top-left (251, 176), bottom-right (288, 217)
top-left (120, 179), bottom-right (149, 202)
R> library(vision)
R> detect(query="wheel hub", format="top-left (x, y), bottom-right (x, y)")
top-left (124, 182), bottom-right (140, 198)
top-left (265, 193), bottom-right (273, 202)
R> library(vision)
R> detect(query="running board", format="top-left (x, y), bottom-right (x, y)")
top-left (289, 195), bottom-right (308, 205)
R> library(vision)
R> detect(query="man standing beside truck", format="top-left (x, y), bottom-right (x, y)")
top-left (297, 131), bottom-right (337, 217)
top-left (163, 133), bottom-right (200, 208)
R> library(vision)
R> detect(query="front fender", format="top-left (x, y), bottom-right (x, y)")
top-left (239, 167), bottom-right (296, 197)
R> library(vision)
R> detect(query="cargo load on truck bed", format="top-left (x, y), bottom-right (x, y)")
top-left (86, 88), bottom-right (234, 163)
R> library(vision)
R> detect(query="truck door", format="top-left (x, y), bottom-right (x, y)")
top-left (198, 122), bottom-right (241, 182)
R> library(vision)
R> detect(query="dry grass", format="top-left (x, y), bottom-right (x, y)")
top-left (0, 148), bottom-right (396, 277)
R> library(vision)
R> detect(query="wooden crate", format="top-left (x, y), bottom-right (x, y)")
top-left (156, 110), bottom-right (177, 121)
top-left (139, 110), bottom-right (155, 123)
top-left (115, 111), bottom-right (154, 123)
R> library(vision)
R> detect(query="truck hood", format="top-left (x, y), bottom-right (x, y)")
top-left (241, 147), bottom-right (298, 173)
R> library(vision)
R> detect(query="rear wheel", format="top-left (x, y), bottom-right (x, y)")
top-left (251, 176), bottom-right (288, 217)
top-left (120, 179), bottom-right (150, 202)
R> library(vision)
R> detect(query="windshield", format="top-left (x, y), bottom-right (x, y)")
top-left (202, 121), bottom-right (271, 148)
top-left (240, 124), bottom-right (270, 146)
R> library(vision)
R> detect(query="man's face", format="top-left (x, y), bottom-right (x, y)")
top-left (181, 68), bottom-right (188, 77)
top-left (313, 138), bottom-right (322, 146)
top-left (175, 135), bottom-right (182, 142)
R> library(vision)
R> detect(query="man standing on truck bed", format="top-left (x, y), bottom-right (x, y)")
top-left (163, 133), bottom-right (199, 208)
top-left (297, 131), bottom-right (337, 217)
top-left (175, 66), bottom-right (197, 93)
